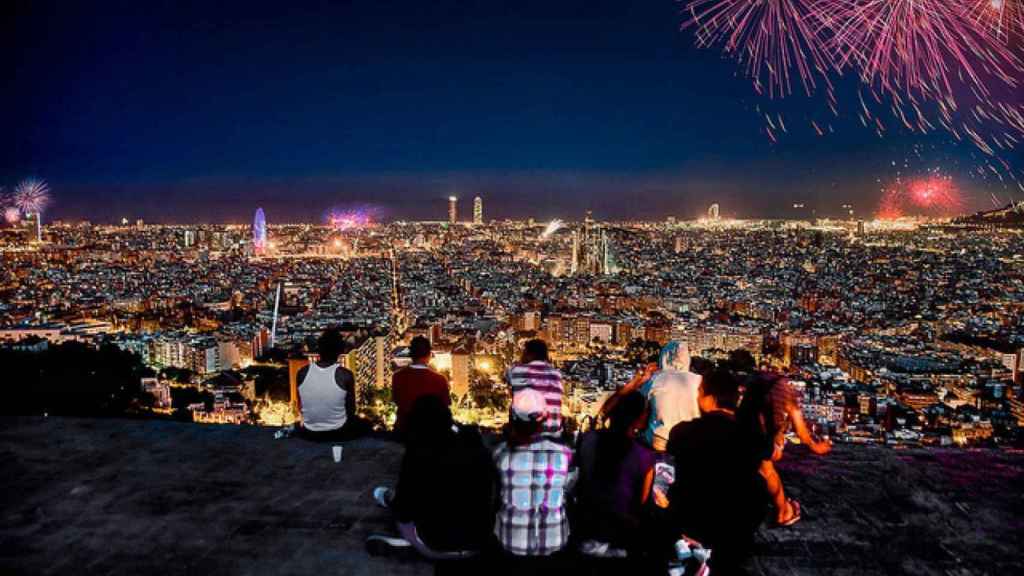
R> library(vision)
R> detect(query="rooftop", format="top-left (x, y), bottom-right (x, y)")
top-left (1, 417), bottom-right (1021, 575)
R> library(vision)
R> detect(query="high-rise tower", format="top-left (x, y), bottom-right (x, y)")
top-left (448, 196), bottom-right (458, 224)
top-left (473, 196), bottom-right (483, 225)
top-left (253, 208), bottom-right (267, 254)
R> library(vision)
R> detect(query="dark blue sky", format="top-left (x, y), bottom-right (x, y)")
top-left (5, 0), bottom-right (1017, 222)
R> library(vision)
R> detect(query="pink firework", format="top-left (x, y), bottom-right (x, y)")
top-left (877, 172), bottom-right (965, 218)
top-left (14, 178), bottom-right (51, 215)
top-left (327, 210), bottom-right (374, 230)
top-left (3, 207), bottom-right (19, 224)
top-left (821, 0), bottom-right (1021, 101)
top-left (681, 0), bottom-right (836, 98)
top-left (964, 0), bottom-right (1024, 43)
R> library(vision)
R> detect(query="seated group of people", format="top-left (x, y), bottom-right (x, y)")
top-left (294, 329), bottom-right (832, 574)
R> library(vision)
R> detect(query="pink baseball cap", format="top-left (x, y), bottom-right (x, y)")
top-left (511, 388), bottom-right (546, 422)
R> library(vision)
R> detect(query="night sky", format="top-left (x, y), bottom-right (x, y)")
top-left (5, 0), bottom-right (1019, 223)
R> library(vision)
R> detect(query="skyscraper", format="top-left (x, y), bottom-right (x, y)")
top-left (253, 207), bottom-right (267, 254)
top-left (448, 196), bottom-right (458, 224)
top-left (473, 196), bottom-right (483, 225)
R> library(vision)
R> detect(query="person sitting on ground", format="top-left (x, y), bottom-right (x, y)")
top-left (366, 395), bottom-right (495, 560)
top-left (493, 388), bottom-right (574, 566)
top-left (392, 336), bottom-right (451, 439)
top-left (576, 391), bottom-right (657, 558)
top-left (737, 372), bottom-right (832, 527)
top-left (665, 369), bottom-right (767, 571)
top-left (295, 327), bottom-right (367, 441)
top-left (506, 339), bottom-right (564, 438)
top-left (640, 340), bottom-right (702, 451)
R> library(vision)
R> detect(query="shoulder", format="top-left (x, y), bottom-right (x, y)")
top-left (335, 366), bottom-right (354, 385)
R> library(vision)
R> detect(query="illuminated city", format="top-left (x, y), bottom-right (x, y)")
top-left (5, 1), bottom-right (1024, 574)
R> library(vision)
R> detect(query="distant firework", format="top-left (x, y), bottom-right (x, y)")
top-left (14, 179), bottom-right (51, 214)
top-left (878, 172), bottom-right (965, 219)
top-left (327, 206), bottom-right (378, 230)
top-left (540, 219), bottom-right (564, 239)
top-left (3, 207), bottom-right (19, 224)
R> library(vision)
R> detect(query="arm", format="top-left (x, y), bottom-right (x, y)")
top-left (789, 407), bottom-right (831, 455)
top-left (295, 366), bottom-right (308, 414)
top-left (335, 368), bottom-right (356, 417)
top-left (598, 363), bottom-right (657, 421)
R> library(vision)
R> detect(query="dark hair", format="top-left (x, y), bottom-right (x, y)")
top-left (736, 372), bottom-right (785, 458)
top-left (317, 328), bottom-right (346, 363)
top-left (409, 336), bottom-right (431, 361)
top-left (507, 417), bottom-right (543, 446)
top-left (595, 392), bottom-right (646, 481)
top-left (702, 369), bottom-right (740, 410)
top-left (522, 339), bottom-right (549, 363)
top-left (689, 356), bottom-right (715, 376)
top-left (407, 395), bottom-right (454, 448)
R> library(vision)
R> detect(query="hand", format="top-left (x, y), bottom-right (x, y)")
top-left (771, 443), bottom-right (784, 462)
top-left (811, 438), bottom-right (832, 455)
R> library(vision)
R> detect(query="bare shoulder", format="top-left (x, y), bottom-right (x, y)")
top-left (335, 366), bottom-right (355, 387)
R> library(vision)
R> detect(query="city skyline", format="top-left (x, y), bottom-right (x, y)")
top-left (8, 1), bottom-right (1021, 224)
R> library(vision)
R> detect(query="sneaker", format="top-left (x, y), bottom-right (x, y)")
top-left (366, 534), bottom-right (415, 559)
top-left (372, 486), bottom-right (394, 508)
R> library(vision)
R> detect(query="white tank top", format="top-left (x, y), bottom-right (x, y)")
top-left (299, 363), bottom-right (348, 432)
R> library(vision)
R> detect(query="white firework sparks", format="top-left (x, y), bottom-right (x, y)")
top-left (14, 178), bottom-right (52, 214)
top-left (540, 219), bottom-right (564, 239)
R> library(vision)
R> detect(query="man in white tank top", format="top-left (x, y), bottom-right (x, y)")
top-left (296, 328), bottom-right (364, 441)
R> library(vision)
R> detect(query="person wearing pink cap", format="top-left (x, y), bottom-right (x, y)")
top-left (492, 388), bottom-right (574, 566)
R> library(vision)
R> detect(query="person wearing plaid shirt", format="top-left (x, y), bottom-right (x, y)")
top-left (493, 388), bottom-right (574, 557)
top-left (506, 339), bottom-right (564, 438)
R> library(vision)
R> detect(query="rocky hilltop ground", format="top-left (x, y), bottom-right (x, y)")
top-left (1, 417), bottom-right (1021, 575)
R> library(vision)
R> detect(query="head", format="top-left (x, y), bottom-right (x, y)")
top-left (606, 391), bottom-right (646, 437)
top-left (508, 388), bottom-right (545, 443)
top-left (407, 394), bottom-right (455, 447)
top-left (699, 369), bottom-right (740, 414)
top-left (409, 336), bottom-right (432, 364)
top-left (521, 339), bottom-right (549, 364)
top-left (658, 340), bottom-right (691, 372)
top-left (689, 356), bottom-right (715, 376)
top-left (317, 328), bottom-right (346, 364)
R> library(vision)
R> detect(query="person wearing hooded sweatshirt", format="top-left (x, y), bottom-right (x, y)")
top-left (639, 340), bottom-right (703, 451)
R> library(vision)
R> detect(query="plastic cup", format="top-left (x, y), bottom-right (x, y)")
top-left (332, 445), bottom-right (343, 463)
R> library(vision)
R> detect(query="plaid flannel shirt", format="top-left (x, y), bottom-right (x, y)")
top-left (493, 438), bottom-right (573, 556)
top-left (507, 361), bottom-right (564, 437)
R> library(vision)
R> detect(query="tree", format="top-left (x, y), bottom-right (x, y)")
top-left (0, 341), bottom-right (154, 417)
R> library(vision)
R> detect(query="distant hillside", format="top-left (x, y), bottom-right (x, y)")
top-left (956, 201), bottom-right (1024, 227)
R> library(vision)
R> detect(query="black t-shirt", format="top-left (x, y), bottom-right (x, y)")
top-left (666, 411), bottom-right (766, 553)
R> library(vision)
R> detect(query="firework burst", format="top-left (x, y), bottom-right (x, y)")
top-left (821, 0), bottom-right (1021, 101)
top-left (877, 171), bottom-right (966, 218)
top-left (965, 0), bottom-right (1024, 43)
top-left (326, 206), bottom-right (378, 230)
top-left (14, 178), bottom-right (52, 215)
top-left (681, 0), bottom-right (836, 98)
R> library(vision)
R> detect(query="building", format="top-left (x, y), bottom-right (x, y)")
top-left (344, 333), bottom-right (394, 404)
top-left (448, 196), bottom-right (458, 224)
top-left (473, 196), bottom-right (483, 225)
top-left (253, 207), bottom-right (267, 254)
top-left (450, 344), bottom-right (472, 397)
top-left (708, 203), bottom-right (720, 220)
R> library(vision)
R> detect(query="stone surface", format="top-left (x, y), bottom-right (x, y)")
top-left (1, 416), bottom-right (1021, 575)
